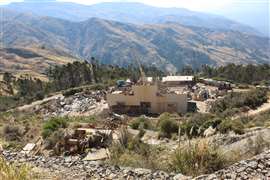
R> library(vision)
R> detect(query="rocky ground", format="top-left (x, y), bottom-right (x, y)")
top-left (2, 150), bottom-right (270, 180)
top-left (2, 150), bottom-right (188, 180)
top-left (196, 150), bottom-right (270, 180)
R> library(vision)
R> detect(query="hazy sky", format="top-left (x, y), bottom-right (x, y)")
top-left (1, 0), bottom-right (268, 12)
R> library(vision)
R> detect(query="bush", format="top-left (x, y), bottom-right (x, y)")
top-left (44, 129), bottom-right (66, 153)
top-left (0, 157), bottom-right (33, 180)
top-left (246, 133), bottom-right (270, 156)
top-left (69, 116), bottom-right (97, 124)
top-left (210, 89), bottom-right (268, 115)
top-left (34, 91), bottom-right (45, 100)
top-left (2, 125), bottom-right (23, 141)
top-left (130, 116), bottom-right (151, 130)
top-left (89, 84), bottom-right (107, 91)
top-left (42, 117), bottom-right (68, 138)
top-left (159, 119), bottom-right (178, 138)
top-left (62, 87), bottom-right (83, 97)
top-left (245, 110), bottom-right (270, 128)
top-left (0, 96), bottom-right (21, 112)
top-left (172, 140), bottom-right (228, 176)
top-left (109, 127), bottom-right (165, 170)
top-left (218, 119), bottom-right (244, 135)
top-left (179, 113), bottom-right (217, 138)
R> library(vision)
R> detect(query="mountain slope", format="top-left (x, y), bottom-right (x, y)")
top-left (3, 2), bottom-right (261, 36)
top-left (1, 10), bottom-right (269, 73)
top-left (0, 47), bottom-right (77, 80)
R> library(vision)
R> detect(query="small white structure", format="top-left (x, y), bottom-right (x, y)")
top-left (21, 143), bottom-right (36, 154)
top-left (162, 76), bottom-right (194, 86)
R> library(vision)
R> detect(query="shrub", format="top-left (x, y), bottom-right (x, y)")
top-left (118, 127), bottom-right (131, 149)
top-left (245, 110), bottom-right (270, 128)
top-left (157, 113), bottom-right (179, 138)
top-left (218, 119), bottom-right (244, 135)
top-left (0, 96), bottom-right (21, 112)
top-left (158, 112), bottom-right (171, 126)
top-left (89, 84), bottom-right (107, 91)
top-left (137, 128), bottom-right (146, 138)
top-left (127, 137), bottom-right (150, 155)
top-left (69, 116), bottom-right (97, 124)
top-left (62, 87), bottom-right (83, 97)
top-left (34, 91), bottom-right (45, 100)
top-left (130, 116), bottom-right (151, 130)
top-left (109, 127), bottom-right (165, 170)
top-left (44, 129), bottom-right (66, 153)
top-left (180, 113), bottom-right (217, 138)
top-left (246, 133), bottom-right (270, 156)
top-left (172, 140), bottom-right (228, 176)
top-left (210, 89), bottom-right (268, 115)
top-left (2, 125), bottom-right (23, 141)
top-left (42, 117), bottom-right (68, 138)
top-left (159, 119), bottom-right (178, 138)
top-left (0, 157), bottom-right (34, 180)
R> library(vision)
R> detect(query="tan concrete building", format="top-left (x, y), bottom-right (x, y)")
top-left (107, 84), bottom-right (187, 114)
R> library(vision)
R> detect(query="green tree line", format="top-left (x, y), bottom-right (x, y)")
top-left (201, 64), bottom-right (270, 85)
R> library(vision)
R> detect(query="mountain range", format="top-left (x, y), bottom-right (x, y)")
top-left (0, 2), bottom-right (269, 75)
top-left (3, 2), bottom-right (263, 37)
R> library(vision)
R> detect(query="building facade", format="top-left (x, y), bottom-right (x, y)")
top-left (107, 85), bottom-right (187, 114)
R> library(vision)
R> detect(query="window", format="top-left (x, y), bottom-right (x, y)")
top-left (140, 102), bottom-right (151, 108)
top-left (116, 102), bottom-right (125, 106)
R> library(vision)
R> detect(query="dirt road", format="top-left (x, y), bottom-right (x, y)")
top-left (233, 95), bottom-right (270, 119)
top-left (16, 94), bottom-right (63, 111)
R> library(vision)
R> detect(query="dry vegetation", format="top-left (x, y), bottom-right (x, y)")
top-left (0, 157), bottom-right (35, 180)
top-left (0, 47), bottom-right (76, 80)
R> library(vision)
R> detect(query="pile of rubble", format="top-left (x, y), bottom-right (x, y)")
top-left (2, 150), bottom-right (270, 179)
top-left (195, 150), bottom-right (270, 179)
top-left (54, 128), bottom-right (112, 157)
top-left (2, 150), bottom-right (189, 180)
top-left (37, 91), bottom-right (107, 116)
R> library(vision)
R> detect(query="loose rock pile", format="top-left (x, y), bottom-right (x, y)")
top-left (2, 150), bottom-right (188, 180)
top-left (195, 150), bottom-right (270, 180)
top-left (38, 91), bottom-right (107, 116)
top-left (3, 150), bottom-right (270, 179)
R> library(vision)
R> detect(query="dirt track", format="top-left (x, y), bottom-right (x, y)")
top-left (16, 94), bottom-right (63, 111)
top-left (233, 95), bottom-right (270, 119)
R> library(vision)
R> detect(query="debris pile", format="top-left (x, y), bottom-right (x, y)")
top-left (46, 128), bottom-right (113, 157)
top-left (37, 91), bottom-right (108, 116)
top-left (2, 150), bottom-right (189, 180)
top-left (3, 150), bottom-right (270, 179)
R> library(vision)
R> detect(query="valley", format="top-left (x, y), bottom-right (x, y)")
top-left (1, 9), bottom-right (269, 73)
top-left (0, 1), bottom-right (270, 179)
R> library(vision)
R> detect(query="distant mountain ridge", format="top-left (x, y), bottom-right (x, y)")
top-left (2, 2), bottom-right (263, 37)
top-left (1, 9), bottom-right (269, 73)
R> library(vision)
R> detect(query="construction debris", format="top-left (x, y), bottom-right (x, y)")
top-left (21, 143), bottom-right (36, 154)
top-left (83, 148), bottom-right (110, 161)
top-left (50, 128), bottom-right (113, 156)
top-left (35, 91), bottom-right (108, 117)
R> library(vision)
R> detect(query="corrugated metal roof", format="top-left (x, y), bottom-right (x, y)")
top-left (162, 76), bottom-right (194, 82)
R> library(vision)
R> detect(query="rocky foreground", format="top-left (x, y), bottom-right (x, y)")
top-left (196, 150), bottom-right (270, 180)
top-left (2, 150), bottom-right (270, 180)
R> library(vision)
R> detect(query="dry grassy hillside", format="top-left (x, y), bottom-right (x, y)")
top-left (1, 10), bottom-right (269, 72)
top-left (0, 47), bottom-right (78, 80)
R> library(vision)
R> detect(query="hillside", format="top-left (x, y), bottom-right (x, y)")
top-left (1, 9), bottom-right (269, 72)
top-left (0, 46), bottom-right (77, 80)
top-left (3, 2), bottom-right (262, 36)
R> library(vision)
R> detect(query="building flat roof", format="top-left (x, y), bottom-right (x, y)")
top-left (162, 76), bottom-right (194, 82)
